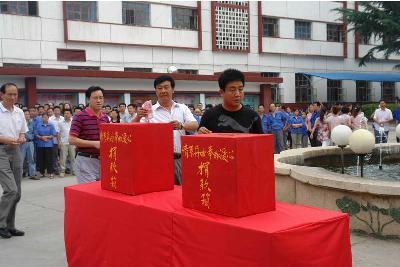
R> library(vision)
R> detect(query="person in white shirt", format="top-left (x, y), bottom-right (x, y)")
top-left (118, 103), bottom-right (130, 123)
top-left (0, 83), bottom-right (27, 238)
top-left (133, 75), bottom-right (198, 185)
top-left (49, 106), bottom-right (64, 175)
top-left (373, 100), bottom-right (393, 143)
top-left (126, 103), bottom-right (137, 122)
top-left (58, 109), bottom-right (75, 177)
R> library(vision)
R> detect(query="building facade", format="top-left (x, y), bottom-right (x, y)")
top-left (0, 1), bottom-right (399, 108)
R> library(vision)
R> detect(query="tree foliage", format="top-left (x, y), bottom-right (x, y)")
top-left (336, 1), bottom-right (400, 67)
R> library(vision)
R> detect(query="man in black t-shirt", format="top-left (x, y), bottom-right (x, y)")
top-left (198, 69), bottom-right (263, 134)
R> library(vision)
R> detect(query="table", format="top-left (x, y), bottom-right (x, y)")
top-left (64, 182), bottom-right (352, 267)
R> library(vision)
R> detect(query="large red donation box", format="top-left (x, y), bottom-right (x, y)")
top-left (181, 133), bottom-right (275, 217)
top-left (100, 123), bottom-right (174, 195)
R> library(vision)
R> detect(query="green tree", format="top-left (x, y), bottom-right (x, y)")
top-left (336, 1), bottom-right (400, 66)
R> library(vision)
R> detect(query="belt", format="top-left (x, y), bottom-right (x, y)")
top-left (77, 152), bottom-right (99, 159)
top-left (174, 153), bottom-right (181, 159)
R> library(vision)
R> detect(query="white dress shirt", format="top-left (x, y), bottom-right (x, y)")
top-left (373, 108), bottom-right (393, 131)
top-left (141, 101), bottom-right (197, 153)
top-left (49, 115), bottom-right (64, 144)
top-left (0, 102), bottom-right (27, 138)
top-left (58, 119), bottom-right (72, 145)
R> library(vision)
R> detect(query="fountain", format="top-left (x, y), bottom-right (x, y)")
top-left (274, 130), bottom-right (400, 238)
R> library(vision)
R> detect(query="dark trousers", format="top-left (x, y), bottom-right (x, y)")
top-left (309, 130), bottom-right (322, 147)
top-left (52, 144), bottom-right (60, 174)
top-left (36, 147), bottom-right (54, 174)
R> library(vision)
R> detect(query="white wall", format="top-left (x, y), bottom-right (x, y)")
top-left (262, 1), bottom-right (342, 23)
top-left (98, 1), bottom-right (122, 24)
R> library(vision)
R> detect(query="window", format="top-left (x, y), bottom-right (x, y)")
top-left (57, 49), bottom-right (86, 62)
top-left (3, 63), bottom-right (40, 68)
top-left (172, 7), bottom-right (197, 30)
top-left (122, 2), bottom-right (150, 26)
top-left (0, 1), bottom-right (38, 16)
top-left (66, 1), bottom-right (97, 22)
top-left (178, 69), bottom-right (198, 75)
top-left (381, 82), bottom-right (395, 102)
top-left (295, 21), bottom-right (311, 40)
top-left (262, 73), bottom-right (281, 102)
top-left (356, 81), bottom-right (371, 102)
top-left (327, 79), bottom-right (343, 102)
top-left (68, 65), bottom-right (100, 70)
top-left (295, 73), bottom-right (312, 103)
top-left (327, 24), bottom-right (345, 42)
top-left (262, 17), bottom-right (279, 37)
top-left (124, 67), bottom-right (152, 72)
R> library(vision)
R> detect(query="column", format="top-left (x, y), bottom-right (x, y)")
top-left (25, 77), bottom-right (37, 108)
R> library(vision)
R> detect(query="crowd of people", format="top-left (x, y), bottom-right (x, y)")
top-left (8, 88), bottom-right (400, 182)
top-left (256, 99), bottom-right (400, 154)
top-left (1, 68), bottom-right (400, 238)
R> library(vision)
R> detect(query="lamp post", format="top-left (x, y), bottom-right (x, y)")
top-left (331, 125), bottom-right (352, 174)
top-left (349, 129), bottom-right (375, 178)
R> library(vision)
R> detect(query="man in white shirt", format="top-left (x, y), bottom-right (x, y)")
top-left (58, 109), bottom-right (75, 177)
top-left (373, 100), bottom-right (393, 143)
top-left (49, 106), bottom-right (64, 175)
top-left (118, 103), bottom-right (130, 123)
top-left (134, 75), bottom-right (198, 185)
top-left (0, 83), bottom-right (27, 238)
top-left (125, 103), bottom-right (137, 122)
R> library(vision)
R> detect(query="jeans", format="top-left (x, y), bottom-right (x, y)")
top-left (19, 141), bottom-right (36, 177)
top-left (272, 129), bottom-right (284, 154)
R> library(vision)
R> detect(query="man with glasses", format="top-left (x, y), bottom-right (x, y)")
top-left (69, 86), bottom-right (109, 184)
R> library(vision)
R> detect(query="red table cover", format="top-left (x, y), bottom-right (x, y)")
top-left (64, 182), bottom-right (352, 267)
top-left (100, 123), bottom-right (174, 195)
top-left (181, 133), bottom-right (275, 217)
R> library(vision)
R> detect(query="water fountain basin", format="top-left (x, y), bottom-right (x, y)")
top-left (275, 144), bottom-right (400, 238)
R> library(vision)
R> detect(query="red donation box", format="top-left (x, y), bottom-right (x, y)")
top-left (100, 123), bottom-right (174, 195)
top-left (181, 133), bottom-right (275, 217)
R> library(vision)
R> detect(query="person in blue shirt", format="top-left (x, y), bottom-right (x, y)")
top-left (394, 99), bottom-right (400, 143)
top-left (34, 113), bottom-right (56, 179)
top-left (257, 104), bottom-right (270, 133)
top-left (301, 111), bottom-right (309, 148)
top-left (268, 103), bottom-right (287, 154)
top-left (310, 101), bottom-right (322, 147)
top-left (288, 109), bottom-right (305, 149)
top-left (19, 110), bottom-right (37, 179)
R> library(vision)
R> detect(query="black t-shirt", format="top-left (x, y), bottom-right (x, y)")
top-left (199, 104), bottom-right (263, 134)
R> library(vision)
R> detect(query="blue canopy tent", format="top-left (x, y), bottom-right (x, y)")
top-left (301, 72), bottom-right (400, 82)
top-left (300, 72), bottom-right (400, 102)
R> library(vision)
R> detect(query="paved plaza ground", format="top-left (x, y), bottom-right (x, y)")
top-left (0, 175), bottom-right (399, 267)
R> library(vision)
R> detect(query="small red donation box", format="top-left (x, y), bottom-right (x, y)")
top-left (181, 133), bottom-right (275, 217)
top-left (100, 123), bottom-right (174, 195)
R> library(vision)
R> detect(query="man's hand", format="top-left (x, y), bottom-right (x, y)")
top-left (135, 108), bottom-right (149, 120)
top-left (93, 141), bottom-right (100, 150)
top-left (4, 137), bottom-right (20, 145)
top-left (17, 136), bottom-right (26, 144)
top-left (171, 120), bottom-right (182, 130)
top-left (198, 127), bottom-right (212, 134)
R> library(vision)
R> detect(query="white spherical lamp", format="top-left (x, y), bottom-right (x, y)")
top-left (396, 124), bottom-right (400, 138)
top-left (349, 129), bottom-right (375, 155)
top-left (167, 65), bottom-right (178, 73)
top-left (331, 125), bottom-right (352, 146)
